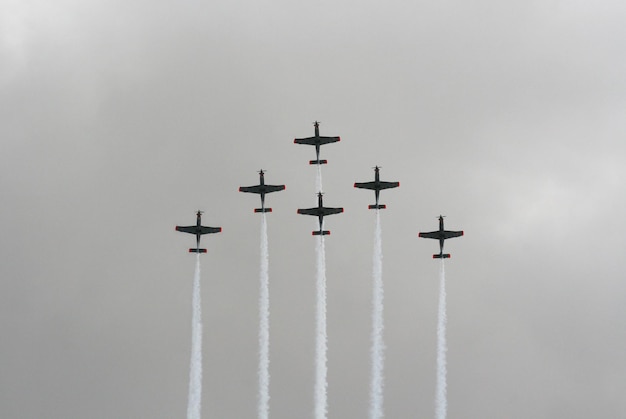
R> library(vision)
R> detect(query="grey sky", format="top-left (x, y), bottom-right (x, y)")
top-left (1, 0), bottom-right (625, 418)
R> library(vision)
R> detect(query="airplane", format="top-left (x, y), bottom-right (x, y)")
top-left (175, 211), bottom-right (222, 253)
top-left (418, 215), bottom-right (463, 258)
top-left (354, 166), bottom-right (400, 209)
top-left (239, 170), bottom-right (286, 213)
top-left (294, 121), bottom-right (340, 165)
top-left (297, 192), bottom-right (343, 235)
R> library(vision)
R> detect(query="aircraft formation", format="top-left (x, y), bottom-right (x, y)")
top-left (176, 122), bottom-right (463, 257)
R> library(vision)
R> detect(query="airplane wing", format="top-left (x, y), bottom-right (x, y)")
top-left (443, 230), bottom-right (463, 239)
top-left (378, 181), bottom-right (399, 190)
top-left (175, 226), bottom-right (196, 234)
top-left (265, 185), bottom-right (286, 193)
top-left (239, 185), bottom-right (262, 194)
top-left (198, 226), bottom-right (222, 235)
top-left (354, 181), bottom-right (399, 190)
top-left (418, 230), bottom-right (463, 239)
top-left (321, 207), bottom-right (343, 216)
top-left (294, 136), bottom-right (340, 146)
top-left (176, 226), bottom-right (221, 234)
top-left (354, 181), bottom-right (377, 190)
top-left (297, 208), bottom-right (319, 216)
top-left (239, 185), bottom-right (285, 194)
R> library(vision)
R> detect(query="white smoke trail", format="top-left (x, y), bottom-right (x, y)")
top-left (258, 214), bottom-right (270, 419)
top-left (435, 259), bottom-right (447, 419)
top-left (313, 165), bottom-right (328, 419)
top-left (316, 164), bottom-right (323, 193)
top-left (314, 233), bottom-right (328, 419)
top-left (369, 210), bottom-right (385, 419)
top-left (187, 254), bottom-right (203, 419)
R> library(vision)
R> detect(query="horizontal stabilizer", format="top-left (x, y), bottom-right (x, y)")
top-left (189, 248), bottom-right (207, 253)
top-left (368, 204), bottom-right (387, 210)
top-left (309, 159), bottom-right (328, 165)
top-left (433, 254), bottom-right (450, 259)
top-left (254, 208), bottom-right (272, 213)
top-left (312, 230), bottom-right (330, 236)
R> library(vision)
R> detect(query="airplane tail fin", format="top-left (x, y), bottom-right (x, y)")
top-left (312, 230), bottom-right (330, 236)
top-left (189, 248), bottom-right (208, 253)
top-left (309, 159), bottom-right (328, 165)
top-left (254, 208), bottom-right (272, 213)
top-left (433, 254), bottom-right (450, 259)
top-left (368, 204), bottom-right (387, 210)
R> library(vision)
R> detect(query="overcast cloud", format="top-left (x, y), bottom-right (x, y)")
top-left (1, 0), bottom-right (625, 418)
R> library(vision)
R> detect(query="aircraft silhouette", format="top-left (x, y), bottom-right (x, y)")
top-left (239, 169), bottom-right (285, 213)
top-left (419, 216), bottom-right (463, 258)
top-left (297, 192), bottom-right (343, 235)
top-left (354, 166), bottom-right (399, 209)
top-left (294, 121), bottom-right (340, 165)
top-left (175, 211), bottom-right (222, 253)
